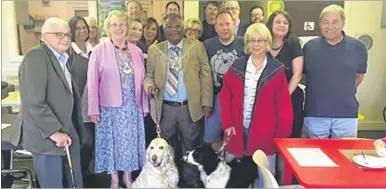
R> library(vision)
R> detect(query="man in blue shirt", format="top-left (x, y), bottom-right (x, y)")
top-left (10, 17), bottom-right (85, 188)
top-left (303, 5), bottom-right (367, 138)
top-left (145, 13), bottom-right (213, 188)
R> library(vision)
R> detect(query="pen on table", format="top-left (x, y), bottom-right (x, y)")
top-left (361, 151), bottom-right (368, 164)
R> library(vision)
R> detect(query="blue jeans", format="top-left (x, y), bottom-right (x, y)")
top-left (303, 117), bottom-right (358, 138)
top-left (204, 95), bottom-right (222, 143)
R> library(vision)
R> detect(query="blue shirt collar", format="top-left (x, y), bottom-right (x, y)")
top-left (167, 39), bottom-right (183, 50)
top-left (46, 45), bottom-right (69, 66)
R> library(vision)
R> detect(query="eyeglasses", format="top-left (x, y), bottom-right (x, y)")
top-left (224, 7), bottom-right (238, 11)
top-left (187, 28), bottom-right (200, 33)
top-left (166, 25), bottom-right (182, 30)
top-left (110, 23), bottom-right (127, 28)
top-left (248, 39), bottom-right (266, 44)
top-left (45, 32), bottom-right (72, 39)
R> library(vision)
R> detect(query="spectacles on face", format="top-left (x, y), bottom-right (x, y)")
top-left (248, 39), bottom-right (266, 45)
top-left (166, 24), bottom-right (182, 30)
top-left (187, 28), bottom-right (200, 33)
top-left (224, 6), bottom-right (238, 12)
top-left (45, 32), bottom-right (72, 39)
top-left (251, 13), bottom-right (263, 18)
top-left (89, 27), bottom-right (97, 32)
top-left (110, 23), bottom-right (127, 28)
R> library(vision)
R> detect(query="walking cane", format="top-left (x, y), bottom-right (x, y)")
top-left (65, 146), bottom-right (76, 188)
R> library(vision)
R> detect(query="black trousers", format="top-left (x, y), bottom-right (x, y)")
top-left (144, 114), bottom-right (157, 148)
top-left (1, 150), bottom-right (11, 169)
top-left (290, 87), bottom-right (305, 138)
top-left (160, 104), bottom-right (204, 187)
top-left (80, 122), bottom-right (95, 174)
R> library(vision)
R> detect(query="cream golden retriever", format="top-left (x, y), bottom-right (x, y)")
top-left (132, 138), bottom-right (179, 188)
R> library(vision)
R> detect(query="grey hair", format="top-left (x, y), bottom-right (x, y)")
top-left (319, 4), bottom-right (346, 25)
top-left (41, 17), bottom-right (69, 34)
top-left (222, 0), bottom-right (240, 10)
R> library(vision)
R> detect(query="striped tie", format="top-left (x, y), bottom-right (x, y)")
top-left (166, 47), bottom-right (180, 97)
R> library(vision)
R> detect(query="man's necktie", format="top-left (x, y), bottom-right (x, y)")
top-left (165, 46), bottom-right (180, 97)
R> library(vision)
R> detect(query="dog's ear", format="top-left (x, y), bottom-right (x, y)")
top-left (145, 147), bottom-right (152, 164)
top-left (166, 145), bottom-right (175, 163)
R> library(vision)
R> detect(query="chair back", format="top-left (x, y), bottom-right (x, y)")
top-left (252, 150), bottom-right (280, 188)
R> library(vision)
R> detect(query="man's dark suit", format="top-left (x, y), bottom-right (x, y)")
top-left (236, 21), bottom-right (249, 36)
top-left (10, 43), bottom-right (87, 188)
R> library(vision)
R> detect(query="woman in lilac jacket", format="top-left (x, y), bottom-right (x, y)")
top-left (87, 10), bottom-right (148, 188)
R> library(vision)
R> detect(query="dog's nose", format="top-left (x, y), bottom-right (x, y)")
top-left (152, 155), bottom-right (158, 162)
top-left (184, 151), bottom-right (190, 155)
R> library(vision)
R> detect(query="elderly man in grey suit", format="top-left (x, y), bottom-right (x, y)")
top-left (10, 17), bottom-right (85, 188)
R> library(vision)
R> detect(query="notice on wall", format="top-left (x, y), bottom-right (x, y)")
top-left (304, 22), bottom-right (315, 31)
top-left (98, 0), bottom-right (125, 36)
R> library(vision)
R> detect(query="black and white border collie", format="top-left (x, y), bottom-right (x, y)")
top-left (183, 144), bottom-right (258, 188)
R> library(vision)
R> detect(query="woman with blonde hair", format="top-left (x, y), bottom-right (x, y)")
top-left (87, 10), bottom-right (148, 188)
top-left (184, 18), bottom-right (203, 41)
top-left (84, 16), bottom-right (100, 47)
top-left (220, 23), bottom-right (293, 187)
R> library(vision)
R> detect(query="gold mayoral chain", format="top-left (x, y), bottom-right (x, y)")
top-left (123, 54), bottom-right (134, 74)
top-left (155, 40), bottom-right (201, 64)
top-left (170, 51), bottom-right (183, 72)
top-left (123, 63), bottom-right (133, 74)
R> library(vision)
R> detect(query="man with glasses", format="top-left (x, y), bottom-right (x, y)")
top-left (10, 17), bottom-right (86, 188)
top-left (222, 1), bottom-right (249, 36)
top-left (158, 1), bottom-right (181, 42)
top-left (249, 5), bottom-right (265, 24)
top-left (126, 1), bottom-right (142, 20)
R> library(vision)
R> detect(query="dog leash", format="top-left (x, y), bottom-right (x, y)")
top-left (216, 133), bottom-right (233, 157)
top-left (153, 90), bottom-right (162, 138)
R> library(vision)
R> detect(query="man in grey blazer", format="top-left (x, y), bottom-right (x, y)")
top-left (10, 17), bottom-right (85, 188)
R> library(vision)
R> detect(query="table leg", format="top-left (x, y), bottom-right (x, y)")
top-left (283, 158), bottom-right (293, 185)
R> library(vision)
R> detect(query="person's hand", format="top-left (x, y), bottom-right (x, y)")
top-left (90, 115), bottom-right (100, 124)
top-left (224, 127), bottom-right (236, 137)
top-left (202, 106), bottom-right (213, 119)
top-left (49, 132), bottom-right (72, 147)
top-left (148, 87), bottom-right (159, 98)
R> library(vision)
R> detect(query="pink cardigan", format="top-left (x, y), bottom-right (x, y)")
top-left (87, 40), bottom-right (149, 116)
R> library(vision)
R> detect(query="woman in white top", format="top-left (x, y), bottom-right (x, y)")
top-left (68, 16), bottom-right (94, 183)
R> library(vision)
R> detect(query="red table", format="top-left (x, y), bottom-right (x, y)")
top-left (275, 138), bottom-right (386, 188)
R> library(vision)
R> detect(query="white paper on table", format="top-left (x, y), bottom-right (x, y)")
top-left (288, 148), bottom-right (338, 167)
top-left (1, 123), bottom-right (11, 129)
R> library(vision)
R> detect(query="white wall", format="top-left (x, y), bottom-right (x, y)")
top-left (344, 1), bottom-right (386, 130)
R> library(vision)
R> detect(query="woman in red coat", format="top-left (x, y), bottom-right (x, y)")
top-left (220, 23), bottom-right (293, 183)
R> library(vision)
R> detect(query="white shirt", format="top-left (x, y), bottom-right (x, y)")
top-left (71, 41), bottom-right (93, 58)
top-left (243, 55), bottom-right (267, 128)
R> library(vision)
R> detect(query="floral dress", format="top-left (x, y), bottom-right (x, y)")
top-left (95, 48), bottom-right (146, 174)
